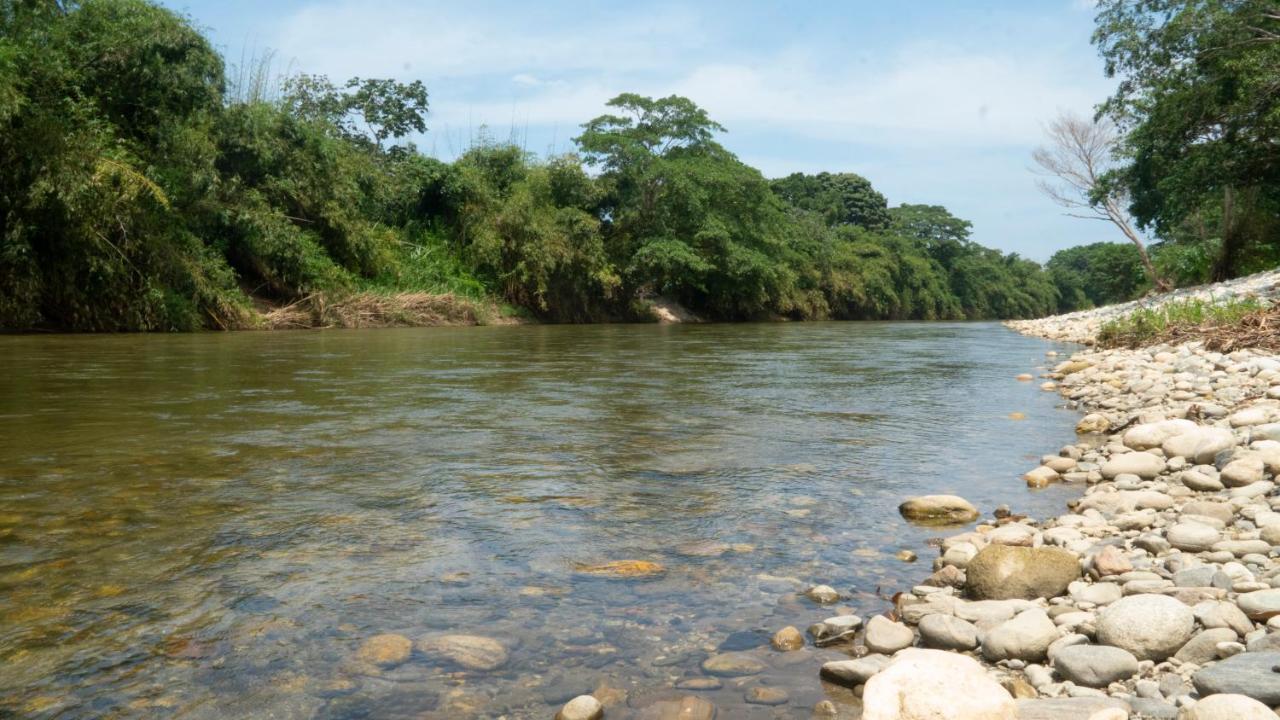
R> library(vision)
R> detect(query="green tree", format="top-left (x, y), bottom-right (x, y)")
top-left (282, 73), bottom-right (428, 150)
top-left (770, 172), bottom-right (891, 230)
top-left (1094, 0), bottom-right (1280, 280)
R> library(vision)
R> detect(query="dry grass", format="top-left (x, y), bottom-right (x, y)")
top-left (1098, 298), bottom-right (1280, 352)
top-left (259, 292), bottom-right (511, 330)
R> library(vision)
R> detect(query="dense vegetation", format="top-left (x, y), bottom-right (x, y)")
top-left (0, 0), bottom-right (1075, 331)
top-left (2, 1), bottom-right (1274, 331)
top-left (1093, 0), bottom-right (1280, 284)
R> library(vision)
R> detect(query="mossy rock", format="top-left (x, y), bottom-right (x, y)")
top-left (965, 545), bottom-right (1081, 600)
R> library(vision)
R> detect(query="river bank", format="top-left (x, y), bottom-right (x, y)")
top-left (739, 283), bottom-right (1280, 720)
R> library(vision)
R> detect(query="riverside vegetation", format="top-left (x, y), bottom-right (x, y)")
top-left (7, 0), bottom-right (1279, 331)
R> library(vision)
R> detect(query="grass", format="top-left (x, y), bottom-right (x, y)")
top-left (1097, 297), bottom-right (1275, 350)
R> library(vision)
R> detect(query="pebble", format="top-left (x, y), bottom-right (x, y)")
top-left (556, 695), bottom-right (604, 720)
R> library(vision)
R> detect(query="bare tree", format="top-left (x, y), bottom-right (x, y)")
top-left (1032, 112), bottom-right (1170, 291)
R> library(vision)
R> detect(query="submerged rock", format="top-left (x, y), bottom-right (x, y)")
top-left (353, 633), bottom-right (412, 668)
top-left (556, 695), bottom-right (604, 720)
top-left (573, 560), bottom-right (666, 578)
top-left (416, 634), bottom-right (508, 671)
top-left (898, 495), bottom-right (980, 524)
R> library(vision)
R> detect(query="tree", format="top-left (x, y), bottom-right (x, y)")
top-left (770, 172), bottom-right (891, 230)
top-left (1093, 0), bottom-right (1280, 280)
top-left (282, 74), bottom-right (428, 150)
top-left (1032, 112), bottom-right (1169, 290)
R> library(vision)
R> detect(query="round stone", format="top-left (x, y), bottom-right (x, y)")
top-left (864, 615), bottom-right (915, 655)
top-left (1178, 693), bottom-right (1276, 720)
top-left (770, 626), bottom-right (804, 652)
top-left (965, 544), bottom-right (1081, 600)
top-left (1051, 644), bottom-right (1138, 687)
top-left (701, 652), bottom-right (765, 677)
top-left (917, 614), bottom-right (979, 651)
top-left (556, 695), bottom-right (604, 720)
top-left (1096, 595), bottom-right (1195, 661)
top-left (1192, 651), bottom-right (1280, 705)
top-left (898, 495), bottom-right (980, 524)
top-left (417, 634), bottom-right (508, 671)
top-left (354, 633), bottom-right (412, 668)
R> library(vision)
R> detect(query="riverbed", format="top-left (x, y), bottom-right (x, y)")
top-left (0, 322), bottom-right (1080, 718)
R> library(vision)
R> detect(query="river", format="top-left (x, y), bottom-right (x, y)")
top-left (0, 322), bottom-right (1080, 718)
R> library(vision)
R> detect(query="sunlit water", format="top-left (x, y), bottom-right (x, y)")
top-left (0, 323), bottom-right (1080, 718)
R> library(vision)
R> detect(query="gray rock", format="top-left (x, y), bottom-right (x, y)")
top-left (1194, 600), bottom-right (1254, 636)
top-left (1167, 523), bottom-right (1221, 553)
top-left (1014, 697), bottom-right (1130, 720)
top-left (1096, 594), bottom-right (1195, 661)
top-left (1191, 651), bottom-right (1280, 705)
top-left (1237, 588), bottom-right (1280, 620)
top-left (819, 654), bottom-right (890, 687)
top-left (1178, 694), bottom-right (1276, 720)
top-left (700, 652), bottom-right (765, 677)
top-left (863, 615), bottom-right (915, 655)
top-left (1051, 644), bottom-right (1138, 687)
top-left (1174, 567), bottom-right (1223, 588)
top-left (1175, 628), bottom-right (1241, 665)
top-left (965, 545), bottom-right (1082, 601)
top-left (1128, 697), bottom-right (1177, 719)
top-left (917, 614), bottom-right (979, 651)
top-left (982, 609), bottom-right (1058, 662)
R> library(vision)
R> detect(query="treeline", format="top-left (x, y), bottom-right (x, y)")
top-left (0, 0), bottom-right (1082, 330)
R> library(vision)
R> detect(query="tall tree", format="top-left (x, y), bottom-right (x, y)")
top-left (1093, 0), bottom-right (1280, 280)
top-left (1032, 112), bottom-right (1168, 290)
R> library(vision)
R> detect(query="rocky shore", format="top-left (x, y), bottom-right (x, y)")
top-left (774, 304), bottom-right (1280, 719)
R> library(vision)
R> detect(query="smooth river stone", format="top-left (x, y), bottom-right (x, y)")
top-left (863, 615), bottom-right (915, 655)
top-left (898, 495), bottom-right (980, 524)
top-left (1051, 644), bottom-right (1138, 687)
top-left (1237, 588), bottom-right (1280, 620)
top-left (417, 634), bottom-right (509, 670)
top-left (965, 545), bottom-right (1081, 600)
top-left (861, 649), bottom-right (1016, 720)
top-left (1101, 452), bottom-right (1166, 479)
top-left (1192, 651), bottom-right (1280, 705)
top-left (820, 654), bottom-right (890, 687)
top-left (1163, 427), bottom-right (1235, 464)
top-left (917, 614), bottom-right (979, 651)
top-left (1095, 594), bottom-right (1194, 661)
top-left (1179, 694), bottom-right (1276, 720)
top-left (700, 652), bottom-right (765, 677)
top-left (1166, 522), bottom-right (1220, 552)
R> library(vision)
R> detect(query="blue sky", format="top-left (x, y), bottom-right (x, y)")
top-left (160, 0), bottom-right (1119, 261)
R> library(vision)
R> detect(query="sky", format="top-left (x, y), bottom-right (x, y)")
top-left (159, 0), bottom-right (1119, 261)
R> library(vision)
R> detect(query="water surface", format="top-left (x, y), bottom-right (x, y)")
top-left (0, 322), bottom-right (1079, 718)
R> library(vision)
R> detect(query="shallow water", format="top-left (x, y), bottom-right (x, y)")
top-left (0, 322), bottom-right (1080, 718)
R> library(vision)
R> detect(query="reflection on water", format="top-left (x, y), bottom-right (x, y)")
top-left (0, 323), bottom-right (1078, 718)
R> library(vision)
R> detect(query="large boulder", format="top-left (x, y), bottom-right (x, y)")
top-left (861, 648), bottom-right (1016, 720)
top-left (899, 495), bottom-right (980, 524)
top-left (1192, 651), bottom-right (1280, 705)
top-left (1096, 595), bottom-right (1194, 661)
top-left (965, 545), bottom-right (1081, 600)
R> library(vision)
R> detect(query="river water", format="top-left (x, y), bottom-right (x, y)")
top-left (1, 322), bottom-right (1080, 719)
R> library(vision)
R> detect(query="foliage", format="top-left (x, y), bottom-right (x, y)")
top-left (1046, 242), bottom-right (1150, 312)
top-left (1094, 0), bottom-right (1280, 280)
top-left (771, 172), bottom-right (891, 230)
top-left (0, 3), bottom-right (1077, 330)
top-left (1098, 297), bottom-right (1265, 348)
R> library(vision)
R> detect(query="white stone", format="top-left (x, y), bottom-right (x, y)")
top-left (862, 648), bottom-right (1016, 720)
